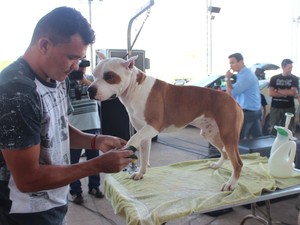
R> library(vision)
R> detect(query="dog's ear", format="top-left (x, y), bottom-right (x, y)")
top-left (95, 50), bottom-right (106, 60)
top-left (125, 55), bottom-right (138, 70)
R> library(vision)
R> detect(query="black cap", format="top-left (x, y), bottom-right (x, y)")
top-left (281, 59), bottom-right (293, 67)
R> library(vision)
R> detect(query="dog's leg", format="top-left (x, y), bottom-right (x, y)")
top-left (197, 122), bottom-right (228, 169)
top-left (127, 125), bottom-right (158, 180)
top-left (220, 144), bottom-right (243, 191)
top-left (205, 132), bottom-right (228, 169)
top-left (210, 138), bottom-right (242, 191)
top-left (201, 126), bottom-right (242, 191)
top-left (130, 139), bottom-right (151, 180)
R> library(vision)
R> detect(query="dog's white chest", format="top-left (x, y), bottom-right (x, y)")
top-left (120, 76), bottom-right (156, 129)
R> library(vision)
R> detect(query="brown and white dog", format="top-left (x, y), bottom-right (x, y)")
top-left (88, 52), bottom-right (244, 191)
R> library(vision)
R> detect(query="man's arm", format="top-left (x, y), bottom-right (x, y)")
top-left (269, 87), bottom-right (297, 97)
top-left (69, 124), bottom-right (127, 152)
top-left (225, 70), bottom-right (233, 96)
top-left (2, 136), bottom-right (131, 193)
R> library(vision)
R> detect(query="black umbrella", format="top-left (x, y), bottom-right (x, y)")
top-left (252, 63), bottom-right (280, 71)
top-left (252, 63), bottom-right (280, 80)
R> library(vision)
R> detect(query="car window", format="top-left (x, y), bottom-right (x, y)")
top-left (186, 76), bottom-right (222, 87)
top-left (213, 75), bottom-right (236, 91)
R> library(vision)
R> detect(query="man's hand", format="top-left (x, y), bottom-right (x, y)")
top-left (225, 69), bottom-right (233, 80)
top-left (95, 135), bottom-right (127, 152)
top-left (95, 149), bottom-right (134, 173)
top-left (80, 74), bottom-right (92, 86)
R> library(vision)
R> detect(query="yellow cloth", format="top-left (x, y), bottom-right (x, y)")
top-left (104, 153), bottom-right (300, 225)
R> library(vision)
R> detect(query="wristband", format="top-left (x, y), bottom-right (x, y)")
top-left (91, 135), bottom-right (98, 149)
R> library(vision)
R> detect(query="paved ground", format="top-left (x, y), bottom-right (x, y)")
top-left (66, 126), bottom-right (300, 225)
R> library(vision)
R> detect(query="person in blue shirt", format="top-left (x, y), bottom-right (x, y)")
top-left (225, 53), bottom-right (262, 139)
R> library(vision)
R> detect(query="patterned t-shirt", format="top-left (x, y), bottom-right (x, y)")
top-left (0, 58), bottom-right (71, 225)
top-left (269, 73), bottom-right (299, 108)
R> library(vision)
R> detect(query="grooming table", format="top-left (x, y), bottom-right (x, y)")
top-left (104, 154), bottom-right (300, 225)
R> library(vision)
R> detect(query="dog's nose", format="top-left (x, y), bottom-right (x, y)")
top-left (87, 86), bottom-right (97, 99)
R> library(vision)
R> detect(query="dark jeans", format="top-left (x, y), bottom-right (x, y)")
top-left (241, 109), bottom-right (263, 139)
top-left (69, 129), bottom-right (101, 195)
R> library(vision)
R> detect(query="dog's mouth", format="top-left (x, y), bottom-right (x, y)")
top-left (87, 86), bottom-right (117, 101)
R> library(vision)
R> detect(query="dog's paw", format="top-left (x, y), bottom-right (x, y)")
top-left (210, 157), bottom-right (225, 169)
top-left (210, 161), bottom-right (221, 169)
top-left (130, 172), bottom-right (144, 180)
top-left (221, 178), bottom-right (237, 191)
top-left (221, 182), bottom-right (236, 192)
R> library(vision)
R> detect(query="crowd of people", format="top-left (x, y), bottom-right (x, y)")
top-left (225, 53), bottom-right (298, 139)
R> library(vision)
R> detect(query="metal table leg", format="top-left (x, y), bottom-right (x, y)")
top-left (240, 200), bottom-right (283, 225)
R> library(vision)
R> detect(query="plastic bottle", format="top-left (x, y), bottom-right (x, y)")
top-left (268, 113), bottom-right (296, 178)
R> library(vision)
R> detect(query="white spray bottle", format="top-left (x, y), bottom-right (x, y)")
top-left (268, 113), bottom-right (296, 178)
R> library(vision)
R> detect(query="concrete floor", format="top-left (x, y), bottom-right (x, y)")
top-left (66, 126), bottom-right (300, 225)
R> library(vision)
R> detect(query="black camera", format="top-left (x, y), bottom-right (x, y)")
top-left (79, 59), bottom-right (90, 68)
top-left (68, 60), bottom-right (90, 80)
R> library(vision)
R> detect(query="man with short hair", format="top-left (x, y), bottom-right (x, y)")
top-left (226, 53), bottom-right (262, 139)
top-left (0, 7), bottom-right (133, 225)
top-left (268, 58), bottom-right (299, 135)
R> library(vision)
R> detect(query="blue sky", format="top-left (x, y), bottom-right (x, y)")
top-left (1, 0), bottom-right (300, 81)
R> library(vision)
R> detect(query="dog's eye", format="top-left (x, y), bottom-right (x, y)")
top-left (103, 71), bottom-right (121, 84)
top-left (103, 72), bottom-right (113, 81)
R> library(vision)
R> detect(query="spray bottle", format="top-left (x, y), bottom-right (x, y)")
top-left (268, 113), bottom-right (296, 177)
